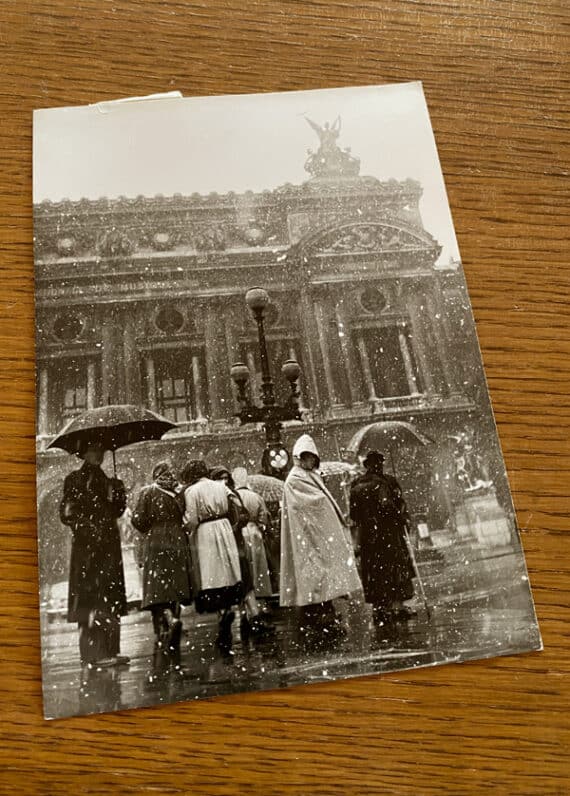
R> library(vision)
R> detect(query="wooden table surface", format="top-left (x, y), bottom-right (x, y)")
top-left (1, 1), bottom-right (568, 793)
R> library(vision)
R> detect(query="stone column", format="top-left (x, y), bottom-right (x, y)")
top-left (288, 343), bottom-right (308, 413)
top-left (38, 365), bottom-right (49, 436)
top-left (224, 301), bottom-right (241, 366)
top-left (145, 355), bottom-right (158, 411)
top-left (86, 361), bottom-right (97, 409)
top-left (313, 293), bottom-right (339, 406)
top-left (398, 327), bottom-right (420, 395)
top-left (204, 300), bottom-right (232, 422)
top-left (297, 287), bottom-right (331, 414)
top-left (101, 313), bottom-right (121, 405)
top-left (404, 289), bottom-right (436, 396)
top-left (416, 291), bottom-right (447, 396)
top-left (425, 291), bottom-right (456, 398)
top-left (356, 336), bottom-right (382, 413)
top-left (192, 354), bottom-right (205, 421)
top-left (223, 300), bottom-right (243, 412)
top-left (334, 296), bottom-right (361, 407)
top-left (438, 288), bottom-right (466, 397)
top-left (123, 306), bottom-right (141, 405)
top-left (246, 349), bottom-right (259, 405)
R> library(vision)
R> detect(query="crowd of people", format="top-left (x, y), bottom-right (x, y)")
top-left (58, 432), bottom-right (418, 671)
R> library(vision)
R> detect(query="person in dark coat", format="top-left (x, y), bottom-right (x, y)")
top-left (59, 441), bottom-right (130, 667)
top-left (131, 461), bottom-right (192, 655)
top-left (349, 451), bottom-right (416, 624)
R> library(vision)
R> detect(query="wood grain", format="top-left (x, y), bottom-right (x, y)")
top-left (0, 1), bottom-right (568, 793)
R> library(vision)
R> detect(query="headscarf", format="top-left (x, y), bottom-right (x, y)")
top-left (152, 461), bottom-right (178, 494)
top-left (180, 459), bottom-right (209, 486)
top-left (210, 465), bottom-right (235, 491)
top-left (232, 467), bottom-right (249, 490)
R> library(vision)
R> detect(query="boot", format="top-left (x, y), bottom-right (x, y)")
top-left (163, 608), bottom-right (183, 652)
top-left (322, 613), bottom-right (347, 644)
top-left (393, 606), bottom-right (417, 621)
top-left (372, 606), bottom-right (392, 627)
top-left (240, 614), bottom-right (251, 644)
top-left (298, 605), bottom-right (321, 651)
top-left (147, 640), bottom-right (171, 687)
top-left (315, 601), bottom-right (347, 645)
top-left (241, 613), bottom-right (276, 643)
top-left (216, 610), bottom-right (235, 656)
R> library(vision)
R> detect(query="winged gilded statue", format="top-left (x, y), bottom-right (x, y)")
top-left (305, 115), bottom-right (342, 151)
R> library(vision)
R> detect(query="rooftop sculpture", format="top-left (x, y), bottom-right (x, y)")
top-left (304, 116), bottom-right (361, 179)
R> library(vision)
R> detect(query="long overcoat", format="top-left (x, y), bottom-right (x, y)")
top-left (349, 471), bottom-right (416, 607)
top-left (131, 483), bottom-right (193, 610)
top-left (236, 486), bottom-right (273, 597)
top-left (182, 477), bottom-right (243, 613)
top-left (59, 463), bottom-right (127, 624)
top-left (279, 465), bottom-right (362, 607)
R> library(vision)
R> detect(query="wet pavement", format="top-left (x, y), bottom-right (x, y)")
top-left (41, 551), bottom-right (541, 719)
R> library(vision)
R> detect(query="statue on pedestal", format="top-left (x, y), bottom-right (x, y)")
top-left (448, 431), bottom-right (512, 548)
top-left (304, 116), bottom-right (361, 179)
top-left (449, 431), bottom-right (493, 493)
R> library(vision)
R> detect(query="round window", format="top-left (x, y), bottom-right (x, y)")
top-left (152, 232), bottom-right (173, 250)
top-left (155, 306), bottom-right (184, 334)
top-left (56, 237), bottom-right (76, 255)
top-left (360, 287), bottom-right (387, 314)
top-left (53, 314), bottom-right (83, 341)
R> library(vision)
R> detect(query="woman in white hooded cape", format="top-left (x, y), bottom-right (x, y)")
top-left (280, 435), bottom-right (362, 623)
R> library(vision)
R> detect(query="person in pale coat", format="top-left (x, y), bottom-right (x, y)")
top-left (210, 466), bottom-right (275, 642)
top-left (280, 434), bottom-right (363, 645)
top-left (180, 460), bottom-right (243, 654)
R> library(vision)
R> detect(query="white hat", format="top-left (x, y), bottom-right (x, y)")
top-left (292, 433), bottom-right (320, 460)
top-left (232, 467), bottom-right (249, 489)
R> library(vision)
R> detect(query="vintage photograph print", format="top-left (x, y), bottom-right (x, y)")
top-left (33, 83), bottom-right (541, 719)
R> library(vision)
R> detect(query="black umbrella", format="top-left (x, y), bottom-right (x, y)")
top-left (47, 404), bottom-right (177, 474)
top-left (346, 420), bottom-right (434, 475)
top-left (347, 421), bottom-right (434, 456)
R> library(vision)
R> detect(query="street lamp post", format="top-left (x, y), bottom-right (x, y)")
top-left (230, 287), bottom-right (304, 476)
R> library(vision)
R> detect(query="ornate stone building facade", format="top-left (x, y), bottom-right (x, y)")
top-left (34, 134), bottom-right (513, 588)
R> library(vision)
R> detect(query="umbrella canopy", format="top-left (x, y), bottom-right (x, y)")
top-left (346, 421), bottom-right (434, 457)
top-left (319, 460), bottom-right (357, 478)
top-left (47, 404), bottom-right (177, 455)
top-left (247, 474), bottom-right (285, 503)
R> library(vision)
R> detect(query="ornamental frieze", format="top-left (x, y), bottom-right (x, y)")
top-left (146, 230), bottom-right (181, 251)
top-left (237, 225), bottom-right (269, 247)
top-left (35, 220), bottom-right (282, 260)
top-left (33, 178), bottom-right (428, 262)
top-left (37, 278), bottom-right (189, 301)
top-left (33, 225), bottom-right (97, 260)
top-left (316, 223), bottom-right (436, 254)
top-left (194, 225), bottom-right (227, 251)
top-left (97, 229), bottom-right (136, 258)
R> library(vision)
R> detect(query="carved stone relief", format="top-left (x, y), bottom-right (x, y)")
top-left (319, 224), bottom-right (423, 254)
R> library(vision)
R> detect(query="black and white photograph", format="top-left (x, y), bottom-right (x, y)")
top-left (33, 82), bottom-right (541, 720)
